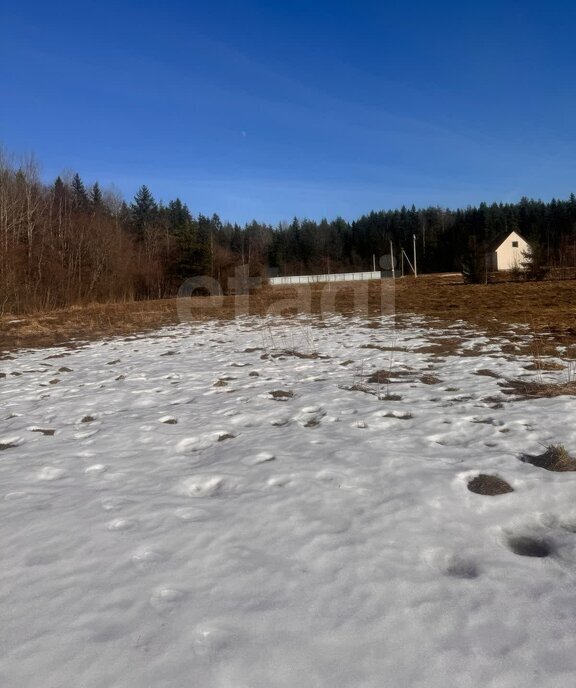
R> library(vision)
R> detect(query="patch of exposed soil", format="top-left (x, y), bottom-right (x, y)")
top-left (507, 536), bottom-right (553, 558)
top-left (467, 474), bottom-right (514, 496)
top-left (270, 390), bottom-right (294, 399)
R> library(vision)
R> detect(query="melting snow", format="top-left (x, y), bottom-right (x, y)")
top-left (0, 314), bottom-right (575, 687)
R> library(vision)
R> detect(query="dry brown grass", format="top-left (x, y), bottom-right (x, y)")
top-left (262, 350), bottom-right (323, 360)
top-left (523, 361), bottom-right (566, 371)
top-left (499, 378), bottom-right (576, 399)
top-left (3, 274), bottom-right (576, 352)
top-left (0, 299), bottom-right (179, 351)
top-left (345, 383), bottom-right (379, 396)
top-left (474, 368), bottom-right (502, 378)
top-left (521, 444), bottom-right (576, 472)
top-left (419, 373), bottom-right (442, 385)
top-left (366, 369), bottom-right (395, 384)
top-left (365, 368), bottom-right (441, 386)
top-left (361, 343), bottom-right (408, 352)
top-left (394, 275), bottom-right (576, 357)
top-left (413, 341), bottom-right (461, 356)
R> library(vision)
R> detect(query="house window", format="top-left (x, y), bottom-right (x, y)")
top-left (512, 241), bottom-right (518, 247)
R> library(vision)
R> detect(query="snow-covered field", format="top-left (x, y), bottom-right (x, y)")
top-left (1, 314), bottom-right (576, 688)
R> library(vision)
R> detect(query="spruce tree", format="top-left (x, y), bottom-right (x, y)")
top-left (71, 173), bottom-right (88, 209)
top-left (53, 176), bottom-right (67, 204)
top-left (130, 185), bottom-right (157, 239)
top-left (90, 182), bottom-right (103, 209)
top-left (166, 198), bottom-right (193, 234)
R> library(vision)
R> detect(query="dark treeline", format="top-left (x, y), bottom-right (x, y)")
top-left (1, 149), bottom-right (576, 312)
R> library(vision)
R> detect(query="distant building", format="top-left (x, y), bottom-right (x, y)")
top-left (485, 231), bottom-right (531, 271)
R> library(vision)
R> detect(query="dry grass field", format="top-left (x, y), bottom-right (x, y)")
top-left (1, 273), bottom-right (575, 354)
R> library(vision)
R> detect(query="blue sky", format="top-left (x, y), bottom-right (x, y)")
top-left (1, 0), bottom-right (575, 224)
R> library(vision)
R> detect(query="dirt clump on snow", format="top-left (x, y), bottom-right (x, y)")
top-left (467, 474), bottom-right (514, 496)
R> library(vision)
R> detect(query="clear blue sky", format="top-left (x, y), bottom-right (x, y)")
top-left (1, 0), bottom-right (575, 224)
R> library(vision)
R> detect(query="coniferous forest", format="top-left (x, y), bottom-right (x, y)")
top-left (1, 150), bottom-right (576, 313)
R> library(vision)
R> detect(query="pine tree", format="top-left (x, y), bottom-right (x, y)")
top-left (165, 198), bottom-right (193, 233)
top-left (461, 235), bottom-right (487, 284)
top-left (130, 185), bottom-right (157, 239)
top-left (71, 173), bottom-right (88, 209)
top-left (53, 176), bottom-right (67, 205)
top-left (521, 241), bottom-right (548, 280)
top-left (90, 182), bottom-right (103, 209)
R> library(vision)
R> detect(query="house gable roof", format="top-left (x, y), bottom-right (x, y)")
top-left (485, 231), bottom-right (529, 253)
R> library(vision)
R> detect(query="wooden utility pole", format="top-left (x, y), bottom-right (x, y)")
top-left (413, 234), bottom-right (418, 278)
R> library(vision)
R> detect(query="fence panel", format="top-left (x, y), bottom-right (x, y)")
top-left (269, 271), bottom-right (381, 286)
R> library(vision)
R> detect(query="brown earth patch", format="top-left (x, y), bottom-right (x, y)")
top-left (467, 474), bottom-right (514, 495)
top-left (270, 390), bottom-right (294, 399)
top-left (366, 368), bottom-right (414, 384)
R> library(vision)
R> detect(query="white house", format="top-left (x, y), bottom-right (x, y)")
top-left (485, 231), bottom-right (531, 271)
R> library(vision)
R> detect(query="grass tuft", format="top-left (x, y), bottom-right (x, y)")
top-left (419, 374), bottom-right (442, 385)
top-left (474, 368), bottom-right (501, 378)
top-left (521, 444), bottom-right (576, 472)
top-left (500, 378), bottom-right (576, 399)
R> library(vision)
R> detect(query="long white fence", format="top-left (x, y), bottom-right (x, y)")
top-left (269, 271), bottom-right (381, 286)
